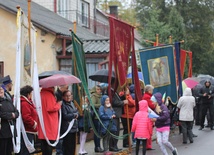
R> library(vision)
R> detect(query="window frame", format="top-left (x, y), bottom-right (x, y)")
top-left (0, 62), bottom-right (4, 78)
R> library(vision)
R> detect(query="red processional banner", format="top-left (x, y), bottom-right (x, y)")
top-left (108, 17), bottom-right (142, 111)
top-left (109, 17), bottom-right (132, 87)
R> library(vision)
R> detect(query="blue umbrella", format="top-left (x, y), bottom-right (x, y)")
top-left (126, 71), bottom-right (144, 89)
top-left (127, 71), bottom-right (144, 81)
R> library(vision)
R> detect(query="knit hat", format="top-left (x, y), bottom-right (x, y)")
top-left (101, 95), bottom-right (109, 106)
top-left (129, 84), bottom-right (135, 93)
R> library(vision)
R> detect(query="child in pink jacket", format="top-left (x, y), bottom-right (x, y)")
top-left (131, 100), bottom-right (152, 155)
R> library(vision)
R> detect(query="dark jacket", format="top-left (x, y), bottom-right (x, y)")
top-left (153, 93), bottom-right (170, 128)
top-left (0, 97), bottom-right (19, 138)
top-left (4, 91), bottom-right (13, 102)
top-left (61, 100), bottom-right (79, 134)
top-left (199, 81), bottom-right (214, 104)
top-left (99, 95), bottom-right (117, 135)
top-left (55, 88), bottom-right (63, 102)
top-left (110, 89), bottom-right (124, 118)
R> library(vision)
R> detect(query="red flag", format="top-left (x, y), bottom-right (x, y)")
top-left (187, 51), bottom-right (192, 77)
top-left (180, 49), bottom-right (187, 79)
top-left (108, 17), bottom-right (142, 111)
top-left (109, 17), bottom-right (132, 87)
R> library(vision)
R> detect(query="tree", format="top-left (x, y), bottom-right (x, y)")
top-left (135, 0), bottom-right (214, 75)
top-left (138, 7), bottom-right (172, 46)
top-left (174, 0), bottom-right (214, 74)
top-left (168, 7), bottom-right (185, 42)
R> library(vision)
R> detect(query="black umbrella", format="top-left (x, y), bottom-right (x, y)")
top-left (89, 69), bottom-right (115, 83)
top-left (38, 70), bottom-right (71, 79)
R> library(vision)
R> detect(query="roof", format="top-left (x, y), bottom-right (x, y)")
top-left (0, 0), bottom-right (104, 40)
top-left (57, 39), bottom-right (110, 54)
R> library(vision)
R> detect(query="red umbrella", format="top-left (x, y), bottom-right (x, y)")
top-left (39, 74), bottom-right (81, 88)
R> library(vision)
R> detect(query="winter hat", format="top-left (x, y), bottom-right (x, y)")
top-left (129, 84), bottom-right (135, 93)
top-left (101, 95), bottom-right (109, 106)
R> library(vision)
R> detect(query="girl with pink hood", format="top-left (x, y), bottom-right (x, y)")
top-left (131, 100), bottom-right (152, 155)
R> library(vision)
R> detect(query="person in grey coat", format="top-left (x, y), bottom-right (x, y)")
top-left (61, 90), bottom-right (79, 155)
top-left (177, 87), bottom-right (196, 144)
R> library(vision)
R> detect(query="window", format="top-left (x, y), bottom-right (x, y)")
top-left (0, 62), bottom-right (4, 78)
top-left (57, 0), bottom-right (69, 19)
top-left (80, 0), bottom-right (89, 27)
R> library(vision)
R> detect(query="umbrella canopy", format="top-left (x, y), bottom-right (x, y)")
top-left (127, 71), bottom-right (144, 81)
top-left (126, 72), bottom-right (144, 89)
top-left (196, 74), bottom-right (214, 86)
top-left (38, 70), bottom-right (71, 79)
top-left (39, 74), bottom-right (81, 88)
top-left (182, 77), bottom-right (200, 90)
top-left (89, 69), bottom-right (115, 83)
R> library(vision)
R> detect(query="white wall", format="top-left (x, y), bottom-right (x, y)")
top-left (32, 0), bottom-right (54, 11)
top-left (33, 0), bottom-right (95, 22)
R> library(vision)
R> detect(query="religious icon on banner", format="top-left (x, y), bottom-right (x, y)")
top-left (24, 41), bottom-right (31, 76)
top-left (148, 56), bottom-right (170, 87)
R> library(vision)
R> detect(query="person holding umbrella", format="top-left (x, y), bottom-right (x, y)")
top-left (198, 80), bottom-right (214, 130)
top-left (38, 87), bottom-right (62, 155)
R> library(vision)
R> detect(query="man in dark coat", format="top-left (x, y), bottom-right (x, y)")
top-left (198, 80), bottom-right (214, 130)
top-left (0, 84), bottom-right (19, 155)
top-left (1, 75), bottom-right (13, 101)
top-left (108, 86), bottom-right (128, 152)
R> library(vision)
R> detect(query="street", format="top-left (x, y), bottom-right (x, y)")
top-left (142, 125), bottom-right (214, 155)
top-left (76, 124), bottom-right (214, 155)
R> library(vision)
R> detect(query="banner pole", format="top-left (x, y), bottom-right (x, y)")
top-left (169, 36), bottom-right (172, 44)
top-left (28, 0), bottom-right (31, 49)
top-left (155, 34), bottom-right (159, 46)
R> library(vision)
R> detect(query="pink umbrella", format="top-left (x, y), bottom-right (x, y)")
top-left (182, 77), bottom-right (199, 90)
top-left (39, 74), bottom-right (81, 88)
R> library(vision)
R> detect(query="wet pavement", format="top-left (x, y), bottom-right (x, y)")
top-left (50, 123), bottom-right (214, 155)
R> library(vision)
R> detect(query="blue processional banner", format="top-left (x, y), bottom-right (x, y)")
top-left (139, 45), bottom-right (178, 103)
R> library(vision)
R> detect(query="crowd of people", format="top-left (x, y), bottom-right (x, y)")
top-left (1, 74), bottom-right (213, 155)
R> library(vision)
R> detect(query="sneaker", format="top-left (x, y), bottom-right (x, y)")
top-left (172, 148), bottom-right (178, 155)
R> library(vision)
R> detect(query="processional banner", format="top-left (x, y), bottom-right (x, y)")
top-left (139, 45), bottom-right (178, 103)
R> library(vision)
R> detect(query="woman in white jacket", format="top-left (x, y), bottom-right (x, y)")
top-left (177, 87), bottom-right (196, 144)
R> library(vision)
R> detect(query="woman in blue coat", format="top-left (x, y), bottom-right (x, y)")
top-left (99, 95), bottom-right (117, 152)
